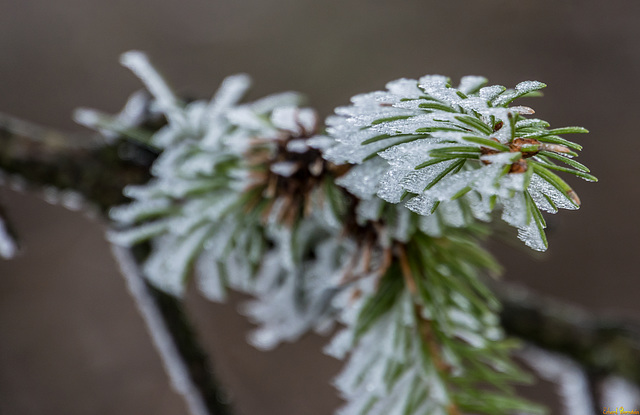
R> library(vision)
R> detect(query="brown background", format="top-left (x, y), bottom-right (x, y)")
top-left (1, 1), bottom-right (639, 414)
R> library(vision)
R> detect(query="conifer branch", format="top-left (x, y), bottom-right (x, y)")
top-left (1, 111), bottom-right (635, 398)
top-left (0, 64), bottom-right (625, 414)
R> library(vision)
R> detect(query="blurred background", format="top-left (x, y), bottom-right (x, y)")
top-left (1, 0), bottom-right (639, 414)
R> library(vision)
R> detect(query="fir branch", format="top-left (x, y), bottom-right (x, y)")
top-left (325, 76), bottom-right (597, 252)
top-left (1, 112), bottom-right (633, 402)
top-left (0, 67), bottom-right (621, 415)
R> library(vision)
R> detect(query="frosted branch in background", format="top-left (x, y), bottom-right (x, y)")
top-left (0, 212), bottom-right (18, 259)
top-left (111, 245), bottom-right (210, 415)
top-left (600, 376), bottom-right (640, 410)
top-left (518, 345), bottom-right (595, 415)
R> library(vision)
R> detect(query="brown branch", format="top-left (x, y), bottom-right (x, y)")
top-left (0, 113), bottom-right (232, 415)
top-left (0, 112), bottom-right (153, 211)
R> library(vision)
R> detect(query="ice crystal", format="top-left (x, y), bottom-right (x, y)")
top-left (600, 376), bottom-right (640, 409)
top-left (0, 213), bottom-right (17, 259)
top-left (242, 231), bottom-right (344, 349)
top-left (519, 346), bottom-right (595, 415)
top-left (326, 75), bottom-right (595, 251)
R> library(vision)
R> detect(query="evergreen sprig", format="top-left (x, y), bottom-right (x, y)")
top-left (325, 76), bottom-right (595, 251)
top-left (76, 51), bottom-right (596, 415)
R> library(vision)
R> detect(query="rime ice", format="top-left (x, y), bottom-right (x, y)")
top-left (0, 214), bottom-right (17, 259)
top-left (326, 74), bottom-right (593, 252)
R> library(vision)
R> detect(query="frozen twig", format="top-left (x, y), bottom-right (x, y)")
top-left (112, 245), bottom-right (219, 415)
top-left (518, 345), bottom-right (595, 415)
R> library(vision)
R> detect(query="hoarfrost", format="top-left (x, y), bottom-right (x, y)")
top-left (528, 174), bottom-right (579, 211)
top-left (600, 376), bottom-right (640, 409)
top-left (286, 139), bottom-right (309, 153)
top-left (418, 214), bottom-right (442, 237)
top-left (120, 51), bottom-right (184, 126)
top-left (108, 220), bottom-right (172, 246)
top-left (270, 161), bottom-right (299, 177)
top-left (376, 168), bottom-right (407, 203)
top-left (271, 107), bottom-right (317, 136)
top-left (501, 192), bottom-right (528, 228)
top-left (143, 224), bottom-right (214, 296)
top-left (390, 205), bottom-right (412, 242)
top-left (355, 197), bottom-right (383, 223)
top-left (306, 135), bottom-right (335, 151)
top-left (479, 85), bottom-right (506, 101)
top-left (405, 193), bottom-right (438, 216)
top-left (479, 151), bottom-right (521, 166)
top-left (519, 345), bottom-right (594, 415)
top-left (195, 248), bottom-right (225, 302)
top-left (452, 329), bottom-right (486, 348)
top-left (448, 308), bottom-right (480, 331)
top-left (110, 199), bottom-right (172, 225)
top-left (516, 80), bottom-right (546, 94)
top-left (517, 218), bottom-right (547, 252)
top-left (0, 215), bottom-right (17, 259)
top-left (401, 161), bottom-right (456, 194)
top-left (458, 76), bottom-right (487, 94)
top-left (208, 73), bottom-right (252, 118)
top-left (248, 91), bottom-right (302, 114)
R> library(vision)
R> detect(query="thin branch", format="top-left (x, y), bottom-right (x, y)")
top-left (0, 112), bottom-right (153, 211)
top-left (0, 113), bottom-right (232, 415)
top-left (113, 245), bottom-right (228, 415)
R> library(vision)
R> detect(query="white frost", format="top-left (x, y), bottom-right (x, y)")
top-left (0, 215), bottom-right (17, 259)
top-left (518, 345), bottom-right (595, 415)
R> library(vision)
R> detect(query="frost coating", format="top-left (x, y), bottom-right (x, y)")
top-left (77, 56), bottom-right (584, 415)
top-left (326, 75), bottom-right (594, 251)
top-left (519, 345), bottom-right (595, 415)
top-left (111, 245), bottom-right (210, 415)
top-left (600, 376), bottom-right (640, 409)
top-left (86, 51), bottom-right (322, 298)
top-left (0, 214), bottom-right (17, 259)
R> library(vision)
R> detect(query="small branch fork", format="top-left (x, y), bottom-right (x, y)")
top-left (2, 114), bottom-right (639, 412)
